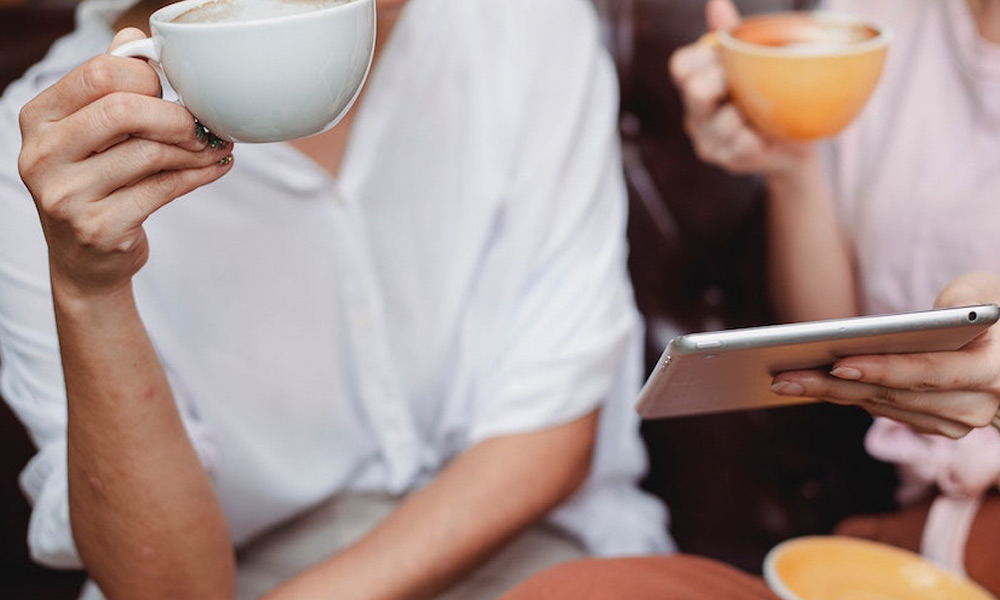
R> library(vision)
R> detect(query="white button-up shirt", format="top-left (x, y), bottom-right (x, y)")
top-left (0, 0), bottom-right (673, 571)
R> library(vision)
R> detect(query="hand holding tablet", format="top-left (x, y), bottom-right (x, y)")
top-left (636, 304), bottom-right (1000, 424)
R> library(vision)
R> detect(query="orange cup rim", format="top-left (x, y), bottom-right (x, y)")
top-left (716, 11), bottom-right (892, 58)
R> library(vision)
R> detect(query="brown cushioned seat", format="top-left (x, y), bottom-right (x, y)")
top-left (498, 554), bottom-right (780, 600)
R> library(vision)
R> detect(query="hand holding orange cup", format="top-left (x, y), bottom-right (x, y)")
top-left (705, 11), bottom-right (891, 141)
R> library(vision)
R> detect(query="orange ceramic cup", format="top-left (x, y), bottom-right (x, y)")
top-left (764, 536), bottom-right (997, 600)
top-left (708, 11), bottom-right (890, 141)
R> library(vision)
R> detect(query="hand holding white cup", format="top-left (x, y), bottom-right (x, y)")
top-left (112, 0), bottom-right (376, 143)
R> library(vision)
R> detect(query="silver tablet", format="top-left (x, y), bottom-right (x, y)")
top-left (636, 304), bottom-right (1000, 419)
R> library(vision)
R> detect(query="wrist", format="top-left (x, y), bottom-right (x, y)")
top-left (50, 270), bottom-right (138, 321)
top-left (763, 147), bottom-right (826, 201)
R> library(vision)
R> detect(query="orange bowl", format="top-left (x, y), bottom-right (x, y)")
top-left (764, 536), bottom-right (997, 600)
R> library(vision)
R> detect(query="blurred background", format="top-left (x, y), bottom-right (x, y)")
top-left (0, 1), bottom-right (897, 598)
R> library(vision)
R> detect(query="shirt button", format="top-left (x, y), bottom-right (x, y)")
top-left (353, 309), bottom-right (372, 332)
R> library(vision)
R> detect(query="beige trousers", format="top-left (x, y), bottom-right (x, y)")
top-left (77, 493), bottom-right (584, 599)
top-left (234, 493), bottom-right (586, 600)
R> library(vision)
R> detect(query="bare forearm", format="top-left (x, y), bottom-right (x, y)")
top-left (265, 411), bottom-right (598, 600)
top-left (765, 152), bottom-right (858, 322)
top-left (56, 281), bottom-right (234, 599)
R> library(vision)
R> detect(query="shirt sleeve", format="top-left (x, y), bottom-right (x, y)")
top-left (865, 417), bottom-right (1000, 503)
top-left (0, 69), bottom-right (216, 569)
top-left (466, 0), bottom-right (641, 444)
top-left (0, 84), bottom-right (84, 566)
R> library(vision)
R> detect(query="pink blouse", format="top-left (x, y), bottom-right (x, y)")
top-left (823, 0), bottom-right (1000, 574)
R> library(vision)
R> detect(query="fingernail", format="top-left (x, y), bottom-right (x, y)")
top-left (217, 154), bottom-right (233, 166)
top-left (194, 120), bottom-right (230, 149)
top-left (207, 135), bottom-right (230, 150)
top-left (831, 367), bottom-right (863, 380)
top-left (771, 381), bottom-right (805, 396)
top-left (195, 120), bottom-right (209, 142)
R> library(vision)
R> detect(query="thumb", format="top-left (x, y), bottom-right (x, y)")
top-left (706, 0), bottom-right (741, 32)
top-left (934, 271), bottom-right (1000, 309)
top-left (108, 27), bottom-right (148, 53)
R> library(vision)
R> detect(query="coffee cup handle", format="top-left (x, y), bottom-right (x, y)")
top-left (109, 38), bottom-right (173, 102)
top-left (110, 38), bottom-right (159, 61)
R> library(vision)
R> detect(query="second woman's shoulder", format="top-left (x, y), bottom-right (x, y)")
top-left (819, 0), bottom-right (933, 34)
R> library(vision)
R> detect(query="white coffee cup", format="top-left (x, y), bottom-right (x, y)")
top-left (112, 0), bottom-right (375, 143)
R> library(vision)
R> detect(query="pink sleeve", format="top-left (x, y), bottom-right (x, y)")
top-left (865, 417), bottom-right (1000, 502)
top-left (865, 417), bottom-right (1000, 575)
